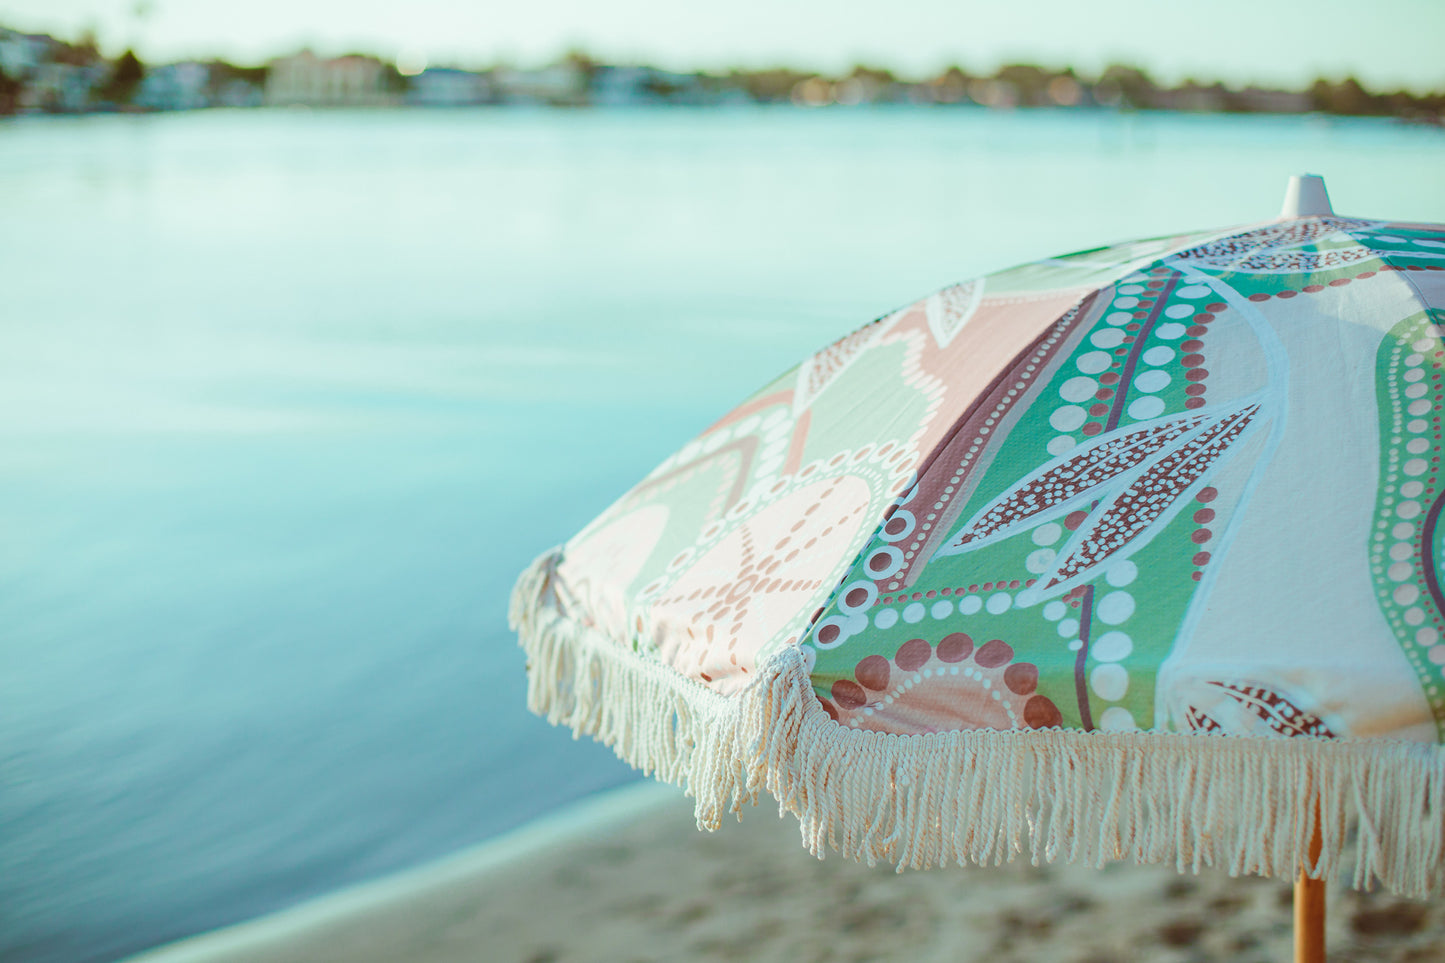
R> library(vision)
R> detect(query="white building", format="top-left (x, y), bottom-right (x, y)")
top-left (265, 50), bottom-right (399, 107)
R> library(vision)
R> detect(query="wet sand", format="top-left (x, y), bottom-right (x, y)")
top-left (127, 783), bottom-right (1445, 963)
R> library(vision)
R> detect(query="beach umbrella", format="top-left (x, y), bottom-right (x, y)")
top-left (510, 176), bottom-right (1445, 959)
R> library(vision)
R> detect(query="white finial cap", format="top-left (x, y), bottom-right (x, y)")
top-left (1280, 174), bottom-right (1333, 218)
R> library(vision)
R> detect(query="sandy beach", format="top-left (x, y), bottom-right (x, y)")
top-left (125, 782), bottom-right (1443, 963)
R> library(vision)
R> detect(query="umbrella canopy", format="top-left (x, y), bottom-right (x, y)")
top-left (511, 178), bottom-right (1445, 897)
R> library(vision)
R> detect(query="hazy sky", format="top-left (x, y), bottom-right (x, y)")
top-left (3, 0), bottom-right (1443, 92)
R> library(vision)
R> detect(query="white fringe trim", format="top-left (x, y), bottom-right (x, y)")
top-left (510, 548), bottom-right (1445, 897)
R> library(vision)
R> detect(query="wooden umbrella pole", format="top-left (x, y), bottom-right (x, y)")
top-left (1293, 809), bottom-right (1325, 963)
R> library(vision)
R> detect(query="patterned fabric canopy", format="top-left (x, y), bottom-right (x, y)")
top-left (512, 210), bottom-right (1445, 895)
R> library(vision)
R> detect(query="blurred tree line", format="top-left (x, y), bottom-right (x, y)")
top-left (1, 22), bottom-right (1442, 123)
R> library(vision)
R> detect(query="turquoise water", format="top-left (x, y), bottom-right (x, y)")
top-left (2, 107), bottom-right (1442, 963)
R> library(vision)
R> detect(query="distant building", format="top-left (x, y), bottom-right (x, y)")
top-left (590, 65), bottom-right (706, 106)
top-left (1159, 82), bottom-right (1228, 113)
top-left (214, 78), bottom-right (264, 108)
top-left (493, 63), bottom-right (585, 106)
top-left (642, 68), bottom-right (706, 105)
top-left (0, 28), bottom-right (49, 79)
top-left (1229, 87), bottom-right (1312, 114)
top-left (22, 61), bottom-right (102, 112)
top-left (405, 67), bottom-right (493, 106)
top-left (590, 65), bottom-right (651, 106)
top-left (135, 61), bottom-right (210, 111)
top-left (265, 50), bottom-right (399, 107)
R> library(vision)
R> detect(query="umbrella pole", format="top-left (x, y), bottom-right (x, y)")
top-left (1293, 817), bottom-right (1325, 963)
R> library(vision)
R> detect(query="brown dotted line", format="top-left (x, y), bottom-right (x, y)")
top-left (1179, 304), bottom-right (1220, 411)
top-left (1084, 276), bottom-right (1217, 435)
top-left (878, 577), bottom-right (1037, 604)
top-left (1244, 267), bottom-right (1444, 308)
top-left (1189, 486), bottom-right (1219, 582)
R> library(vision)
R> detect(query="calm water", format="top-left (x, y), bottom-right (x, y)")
top-left (2, 107), bottom-right (1442, 963)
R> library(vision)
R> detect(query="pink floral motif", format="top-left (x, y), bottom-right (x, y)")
top-left (561, 504), bottom-right (671, 643)
top-left (647, 476), bottom-right (874, 694)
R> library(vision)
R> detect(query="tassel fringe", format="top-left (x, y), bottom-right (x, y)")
top-left (510, 548), bottom-right (1445, 897)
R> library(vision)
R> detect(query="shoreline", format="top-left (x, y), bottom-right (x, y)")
top-left (124, 781), bottom-right (1445, 963)
top-left (122, 781), bottom-right (680, 962)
